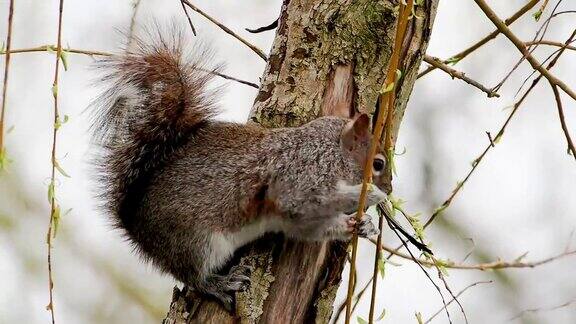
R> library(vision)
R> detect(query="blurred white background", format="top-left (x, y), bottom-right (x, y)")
top-left (0, 0), bottom-right (575, 323)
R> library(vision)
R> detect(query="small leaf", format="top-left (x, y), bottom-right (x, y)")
top-left (514, 251), bottom-right (529, 262)
top-left (377, 308), bottom-right (387, 321)
top-left (445, 56), bottom-right (461, 65)
top-left (494, 133), bottom-right (503, 144)
top-left (532, 10), bottom-right (542, 21)
top-left (410, 6), bottom-right (423, 20)
top-left (51, 84), bottom-right (58, 98)
top-left (0, 147), bottom-right (11, 172)
top-left (381, 82), bottom-right (394, 94)
top-left (60, 50), bottom-right (69, 71)
top-left (357, 316), bottom-right (369, 324)
top-left (63, 115), bottom-right (69, 123)
top-left (52, 204), bottom-right (61, 238)
top-left (395, 147), bottom-right (407, 156)
top-left (395, 69), bottom-right (403, 81)
top-left (432, 204), bottom-right (447, 216)
top-left (378, 254), bottom-right (386, 278)
top-left (47, 181), bottom-right (55, 203)
top-left (415, 312), bottom-right (423, 324)
top-left (54, 159), bottom-right (70, 178)
top-left (434, 259), bottom-right (450, 276)
top-left (387, 149), bottom-right (397, 176)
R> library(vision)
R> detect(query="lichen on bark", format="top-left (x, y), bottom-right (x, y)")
top-left (252, 0), bottom-right (398, 127)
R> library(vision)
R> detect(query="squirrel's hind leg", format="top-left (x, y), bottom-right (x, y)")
top-left (189, 233), bottom-right (253, 311)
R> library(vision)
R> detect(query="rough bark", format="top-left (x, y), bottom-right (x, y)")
top-left (163, 0), bottom-right (437, 323)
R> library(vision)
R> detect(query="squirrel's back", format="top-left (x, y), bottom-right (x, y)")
top-left (91, 30), bottom-right (221, 232)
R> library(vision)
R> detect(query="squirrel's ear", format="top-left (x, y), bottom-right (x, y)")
top-left (341, 113), bottom-right (371, 152)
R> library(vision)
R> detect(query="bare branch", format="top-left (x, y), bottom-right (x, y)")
top-left (525, 39), bottom-right (576, 51)
top-left (0, 0), bottom-right (15, 160)
top-left (181, 0), bottom-right (267, 61)
top-left (551, 84), bottom-right (576, 160)
top-left (423, 28), bottom-right (576, 229)
top-left (510, 299), bottom-right (576, 320)
top-left (0, 46), bottom-right (259, 89)
top-left (418, 0), bottom-right (540, 78)
top-left (473, 0), bottom-right (576, 101)
top-left (0, 45), bottom-right (112, 57)
top-left (179, 0), bottom-right (197, 36)
top-left (209, 70), bottom-right (259, 89)
top-left (376, 241), bottom-right (576, 270)
top-left (423, 55), bottom-right (500, 97)
top-left (46, 2), bottom-right (65, 323)
top-left (126, 0), bottom-right (142, 50)
top-left (491, 3), bottom-right (568, 94)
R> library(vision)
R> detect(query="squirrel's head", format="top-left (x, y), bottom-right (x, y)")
top-left (340, 113), bottom-right (392, 194)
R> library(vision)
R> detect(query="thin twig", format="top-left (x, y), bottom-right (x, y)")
top-left (0, 46), bottom-right (259, 89)
top-left (491, 1), bottom-right (566, 94)
top-left (333, 277), bottom-right (372, 324)
top-left (418, 0), bottom-right (540, 79)
top-left (368, 202), bottom-right (387, 323)
top-left (126, 0), bottom-right (142, 51)
top-left (181, 0), bottom-right (267, 61)
top-left (376, 242), bottom-right (576, 270)
top-left (179, 0), bottom-right (197, 36)
top-left (486, 131), bottom-right (495, 147)
top-left (525, 40), bottom-right (576, 51)
top-left (46, 1), bottom-right (65, 323)
top-left (0, 0), bottom-right (15, 159)
top-left (209, 70), bottom-right (258, 89)
top-left (551, 85), bottom-right (576, 160)
top-left (423, 55), bottom-right (499, 98)
top-left (473, 0), bottom-right (576, 101)
top-left (423, 281), bottom-right (492, 324)
top-left (0, 45), bottom-right (112, 57)
top-left (510, 299), bottom-right (576, 320)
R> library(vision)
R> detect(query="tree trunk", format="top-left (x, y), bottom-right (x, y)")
top-left (162, 0), bottom-right (438, 323)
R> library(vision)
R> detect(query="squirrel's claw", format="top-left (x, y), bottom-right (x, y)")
top-left (344, 213), bottom-right (379, 238)
top-left (227, 264), bottom-right (252, 292)
top-left (356, 214), bottom-right (380, 238)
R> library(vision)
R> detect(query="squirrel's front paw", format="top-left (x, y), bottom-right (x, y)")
top-left (346, 214), bottom-right (379, 238)
top-left (357, 215), bottom-right (379, 238)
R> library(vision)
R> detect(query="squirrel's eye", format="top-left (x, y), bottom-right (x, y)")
top-left (372, 157), bottom-right (385, 174)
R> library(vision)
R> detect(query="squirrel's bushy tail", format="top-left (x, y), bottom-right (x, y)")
top-left (91, 28), bottom-right (220, 231)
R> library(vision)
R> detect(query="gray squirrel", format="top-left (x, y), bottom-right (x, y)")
top-left (91, 32), bottom-right (390, 311)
